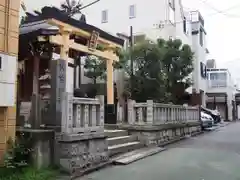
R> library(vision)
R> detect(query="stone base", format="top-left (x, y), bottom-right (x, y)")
top-left (56, 132), bottom-right (109, 178)
top-left (16, 128), bottom-right (55, 169)
top-left (120, 123), bottom-right (202, 146)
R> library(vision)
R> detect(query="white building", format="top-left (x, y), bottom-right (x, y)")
top-left (206, 67), bottom-right (236, 121)
top-left (189, 11), bottom-right (208, 106)
top-left (82, 0), bottom-right (209, 104)
top-left (82, 0), bottom-right (192, 45)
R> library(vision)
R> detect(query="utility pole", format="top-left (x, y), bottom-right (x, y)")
top-left (129, 26), bottom-right (134, 94)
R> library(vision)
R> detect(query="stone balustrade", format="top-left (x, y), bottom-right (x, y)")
top-left (128, 100), bottom-right (200, 125)
top-left (61, 92), bottom-right (104, 134)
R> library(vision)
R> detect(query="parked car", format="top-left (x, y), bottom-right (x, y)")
top-left (201, 106), bottom-right (221, 124)
top-left (201, 112), bottom-right (214, 129)
top-left (211, 110), bottom-right (221, 124)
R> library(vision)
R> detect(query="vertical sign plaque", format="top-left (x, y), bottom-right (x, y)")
top-left (50, 59), bottom-right (67, 130)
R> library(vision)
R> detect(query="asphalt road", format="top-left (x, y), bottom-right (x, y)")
top-left (81, 122), bottom-right (240, 180)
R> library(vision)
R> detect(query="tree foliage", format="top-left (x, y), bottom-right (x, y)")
top-left (84, 48), bottom-right (127, 85)
top-left (84, 56), bottom-right (106, 84)
top-left (118, 41), bottom-right (168, 102)
top-left (157, 38), bottom-right (194, 103)
top-left (83, 38), bottom-right (194, 104)
top-left (120, 38), bottom-right (194, 104)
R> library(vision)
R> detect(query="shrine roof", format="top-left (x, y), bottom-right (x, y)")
top-left (19, 6), bottom-right (124, 46)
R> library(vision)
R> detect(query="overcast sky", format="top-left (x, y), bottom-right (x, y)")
top-left (22, 0), bottom-right (240, 84)
top-left (183, 0), bottom-right (240, 85)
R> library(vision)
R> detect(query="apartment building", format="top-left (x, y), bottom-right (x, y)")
top-left (82, 0), bottom-right (192, 44)
top-left (189, 11), bottom-right (208, 106)
top-left (206, 66), bottom-right (236, 121)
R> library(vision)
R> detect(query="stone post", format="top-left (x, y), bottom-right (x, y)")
top-left (50, 59), bottom-right (67, 130)
top-left (117, 102), bottom-right (123, 124)
top-left (96, 95), bottom-right (105, 130)
top-left (146, 100), bottom-right (154, 125)
top-left (127, 99), bottom-right (136, 125)
top-left (61, 92), bottom-right (73, 134)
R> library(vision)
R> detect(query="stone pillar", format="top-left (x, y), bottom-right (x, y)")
top-left (49, 59), bottom-right (67, 130)
top-left (61, 92), bottom-right (73, 134)
top-left (127, 99), bottom-right (136, 125)
top-left (117, 102), bottom-right (123, 124)
top-left (96, 95), bottom-right (105, 128)
top-left (146, 100), bottom-right (154, 125)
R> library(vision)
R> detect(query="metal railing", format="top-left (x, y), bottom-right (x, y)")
top-left (208, 80), bottom-right (227, 88)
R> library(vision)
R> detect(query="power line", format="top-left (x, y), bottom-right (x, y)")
top-left (161, 2), bottom-right (240, 27)
top-left (198, 0), bottom-right (240, 18)
top-left (207, 3), bottom-right (240, 16)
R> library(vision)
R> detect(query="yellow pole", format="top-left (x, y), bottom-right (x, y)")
top-left (107, 58), bottom-right (114, 104)
top-left (60, 28), bottom-right (71, 60)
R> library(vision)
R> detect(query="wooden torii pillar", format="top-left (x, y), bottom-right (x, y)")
top-left (44, 19), bottom-right (120, 105)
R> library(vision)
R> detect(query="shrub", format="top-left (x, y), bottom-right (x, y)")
top-left (0, 167), bottom-right (58, 180)
top-left (4, 132), bottom-right (33, 169)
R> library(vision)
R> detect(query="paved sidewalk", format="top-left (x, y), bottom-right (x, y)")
top-left (79, 122), bottom-right (240, 180)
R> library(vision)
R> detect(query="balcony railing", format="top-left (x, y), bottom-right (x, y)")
top-left (208, 80), bottom-right (227, 88)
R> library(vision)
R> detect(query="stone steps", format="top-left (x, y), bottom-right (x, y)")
top-left (107, 135), bottom-right (137, 146)
top-left (105, 129), bottom-right (142, 157)
top-left (112, 146), bottom-right (166, 165)
top-left (104, 129), bottom-right (128, 138)
top-left (108, 141), bottom-right (142, 156)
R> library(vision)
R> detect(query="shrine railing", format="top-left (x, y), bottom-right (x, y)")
top-left (127, 100), bottom-right (200, 125)
top-left (61, 92), bottom-right (104, 134)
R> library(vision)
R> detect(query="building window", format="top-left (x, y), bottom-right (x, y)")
top-left (169, 0), bottom-right (175, 9)
top-left (101, 10), bottom-right (108, 23)
top-left (183, 17), bottom-right (187, 34)
top-left (169, 6), bottom-right (175, 24)
top-left (129, 5), bottom-right (136, 19)
top-left (209, 72), bottom-right (227, 87)
top-left (200, 62), bottom-right (207, 78)
top-left (200, 29), bottom-right (203, 46)
top-left (0, 56), bottom-right (2, 70)
top-left (210, 72), bottom-right (227, 80)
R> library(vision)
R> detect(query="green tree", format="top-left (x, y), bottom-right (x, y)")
top-left (157, 38), bottom-right (194, 104)
top-left (84, 48), bottom-right (127, 84)
top-left (120, 40), bottom-right (169, 102)
top-left (119, 38), bottom-right (194, 103)
top-left (84, 56), bottom-right (106, 84)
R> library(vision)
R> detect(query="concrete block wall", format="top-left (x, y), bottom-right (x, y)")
top-left (126, 124), bottom-right (202, 146)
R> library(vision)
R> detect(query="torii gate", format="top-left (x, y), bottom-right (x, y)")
top-left (39, 18), bottom-right (121, 106)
